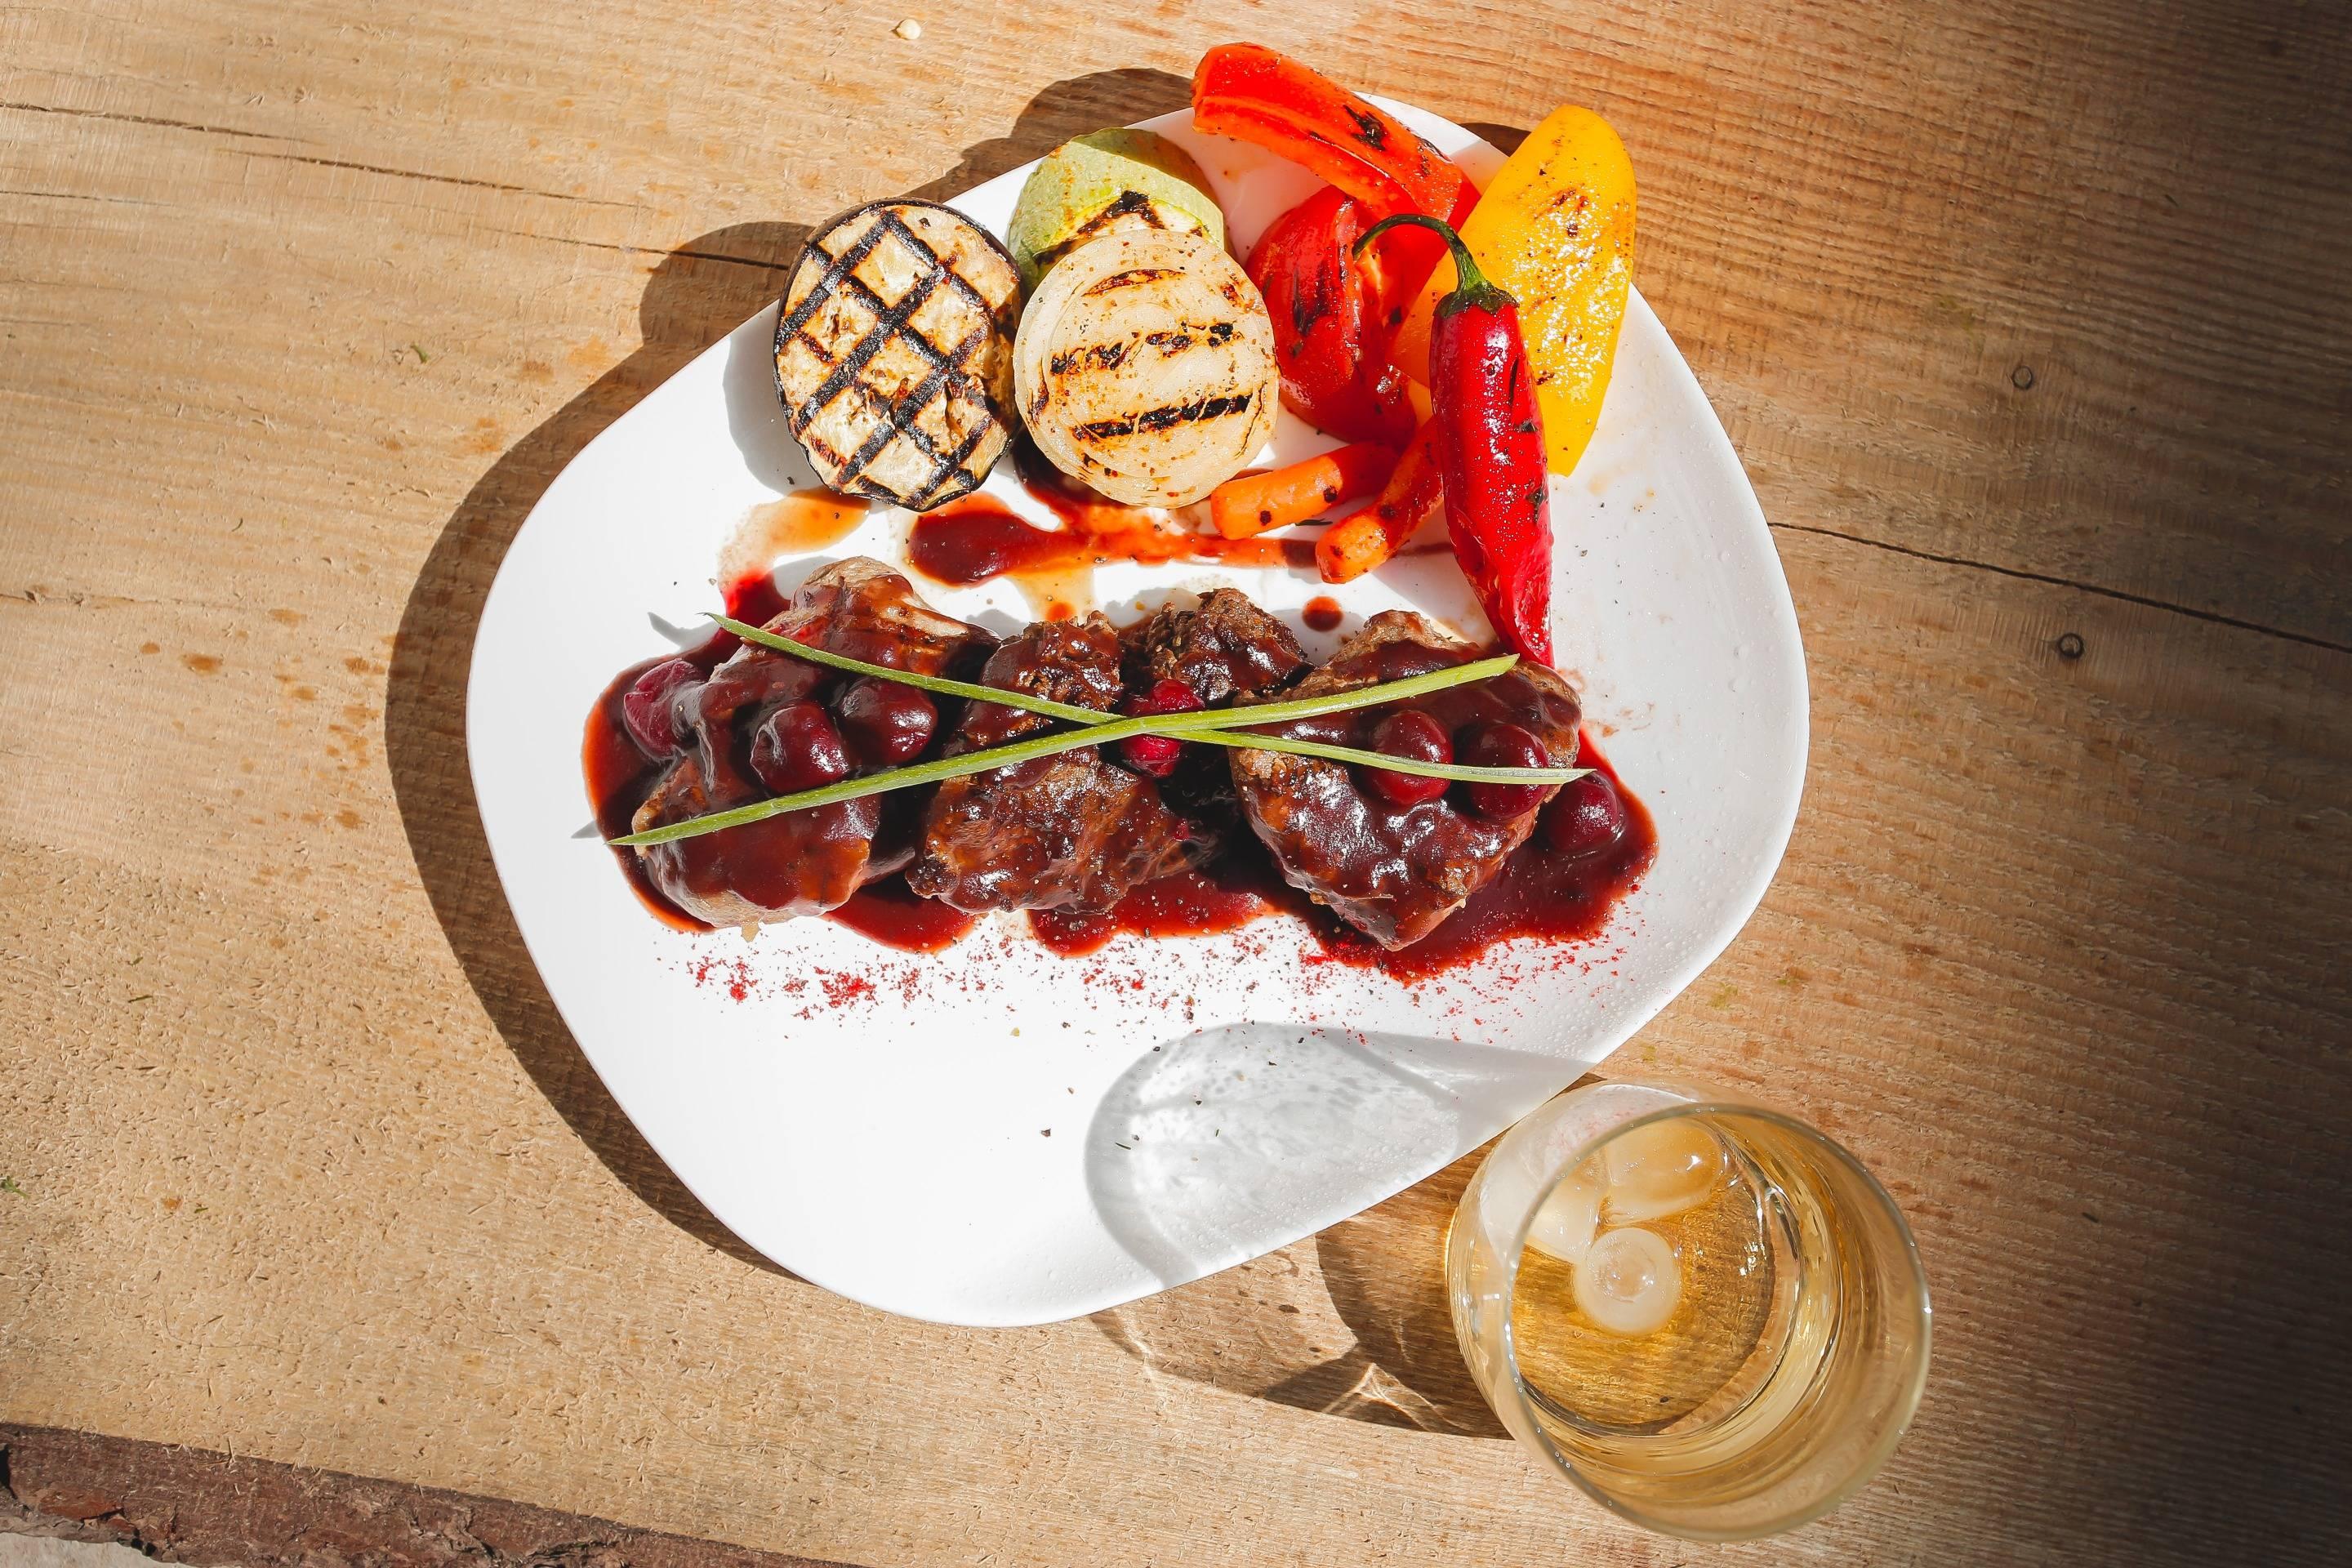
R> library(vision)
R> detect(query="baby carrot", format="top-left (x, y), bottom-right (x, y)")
top-left (1208, 441), bottom-right (1399, 540)
top-left (1316, 419), bottom-right (1441, 582)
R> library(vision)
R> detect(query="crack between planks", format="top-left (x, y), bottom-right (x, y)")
top-left (0, 186), bottom-right (167, 208)
top-left (1768, 521), bottom-right (2351, 657)
top-left (480, 225), bottom-right (797, 272)
top-left (238, 149), bottom-right (634, 207)
top-left (0, 102), bottom-right (628, 209)
top-left (0, 99), bottom-right (301, 144)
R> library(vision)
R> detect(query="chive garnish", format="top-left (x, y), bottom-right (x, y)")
top-left (608, 708), bottom-right (1188, 847)
top-left (607, 621), bottom-right (1574, 849)
top-left (711, 617), bottom-right (1526, 735)
top-left (711, 615), bottom-right (1109, 725)
top-left (716, 613), bottom-right (1523, 736)
top-left (1183, 728), bottom-right (1590, 785)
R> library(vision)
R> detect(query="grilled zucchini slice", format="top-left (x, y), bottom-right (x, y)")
top-left (773, 200), bottom-right (1024, 511)
top-left (1013, 229), bottom-right (1279, 507)
top-left (1007, 130), bottom-right (1225, 289)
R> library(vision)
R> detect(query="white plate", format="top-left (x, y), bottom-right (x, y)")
top-left (467, 101), bottom-right (1806, 1325)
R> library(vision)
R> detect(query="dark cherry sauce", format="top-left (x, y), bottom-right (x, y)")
top-left (581, 563), bottom-right (799, 930)
top-left (829, 875), bottom-right (979, 952)
top-left (1307, 740), bottom-right (1657, 981)
top-left (1019, 736), bottom-right (1654, 976)
top-left (583, 568), bottom-right (978, 952)
top-left (1027, 851), bottom-right (1315, 957)
top-left (909, 495), bottom-right (1318, 586)
top-left (586, 650), bottom-right (725, 932)
top-left (721, 569), bottom-right (786, 633)
top-left (586, 538), bottom-right (1655, 980)
top-left (906, 442), bottom-right (1317, 590)
top-left (1302, 595), bottom-right (1345, 632)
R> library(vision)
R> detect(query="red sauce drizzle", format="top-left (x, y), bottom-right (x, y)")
top-left (909, 495), bottom-right (1318, 586)
top-left (586, 531), bottom-right (1655, 986)
top-left (722, 569), bottom-right (786, 630)
top-left (1302, 595), bottom-right (1344, 632)
top-left (828, 875), bottom-right (979, 952)
top-left (1027, 852), bottom-right (1314, 957)
top-left (1020, 735), bottom-right (1654, 976)
top-left (1307, 739), bottom-right (1657, 981)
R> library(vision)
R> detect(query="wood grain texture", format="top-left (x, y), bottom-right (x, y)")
top-left (0, 1423), bottom-right (853, 1568)
top-left (2, 2), bottom-right (2348, 1566)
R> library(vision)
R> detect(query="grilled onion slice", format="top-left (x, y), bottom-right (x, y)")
top-left (1013, 229), bottom-right (1279, 507)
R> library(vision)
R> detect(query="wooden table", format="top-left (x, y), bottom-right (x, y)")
top-left (5, 2), bottom-right (2348, 1564)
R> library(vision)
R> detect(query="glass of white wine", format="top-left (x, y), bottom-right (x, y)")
top-left (1447, 1079), bottom-right (1931, 1539)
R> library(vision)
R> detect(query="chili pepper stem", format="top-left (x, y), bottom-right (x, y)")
top-left (1356, 212), bottom-right (1506, 309)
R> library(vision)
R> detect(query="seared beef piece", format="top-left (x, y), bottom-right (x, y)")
top-left (949, 613), bottom-right (1125, 754)
top-left (909, 615), bottom-right (1195, 914)
top-left (634, 559), bottom-right (991, 927)
top-left (1122, 587), bottom-right (1307, 704)
top-left (1229, 611), bottom-right (1583, 949)
top-left (1121, 587), bottom-right (1309, 856)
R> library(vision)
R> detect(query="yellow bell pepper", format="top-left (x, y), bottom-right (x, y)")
top-left (1392, 105), bottom-right (1635, 476)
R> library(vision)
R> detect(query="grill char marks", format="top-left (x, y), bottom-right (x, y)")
top-left (1071, 391), bottom-right (1254, 445)
top-left (1013, 229), bottom-right (1281, 506)
top-left (1085, 267), bottom-right (1182, 295)
top-left (772, 200), bottom-right (1025, 511)
top-left (1049, 341), bottom-right (1128, 376)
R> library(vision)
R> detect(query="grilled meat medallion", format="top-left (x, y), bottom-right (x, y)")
top-left (1122, 586), bottom-right (1307, 705)
top-left (617, 569), bottom-right (1586, 949)
top-left (1120, 587), bottom-right (1308, 862)
top-left (1227, 612), bottom-right (1584, 949)
top-left (1013, 229), bottom-right (1281, 507)
top-left (910, 616), bottom-right (1196, 915)
top-left (773, 201), bottom-right (1025, 511)
top-left (632, 559), bottom-right (992, 928)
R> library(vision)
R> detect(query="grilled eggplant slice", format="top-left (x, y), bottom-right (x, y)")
top-left (1013, 229), bottom-right (1279, 507)
top-left (773, 200), bottom-right (1024, 511)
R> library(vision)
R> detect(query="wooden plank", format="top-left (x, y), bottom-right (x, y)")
top-left (2, 1), bottom-right (2348, 1566)
top-left (1, 1423), bottom-right (852, 1568)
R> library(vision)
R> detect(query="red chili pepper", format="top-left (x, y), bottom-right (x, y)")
top-left (1356, 215), bottom-right (1552, 664)
top-left (1192, 44), bottom-right (1467, 220)
top-left (1247, 188), bottom-right (1415, 446)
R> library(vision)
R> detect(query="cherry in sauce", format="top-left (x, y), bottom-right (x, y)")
top-left (1459, 720), bottom-right (1552, 820)
top-left (835, 677), bottom-right (938, 765)
top-left (1360, 708), bottom-right (1452, 807)
top-left (588, 559), bottom-right (1655, 979)
top-left (750, 701), bottom-right (851, 795)
top-left (1117, 677), bottom-right (1205, 779)
top-left (1546, 769), bottom-right (1628, 858)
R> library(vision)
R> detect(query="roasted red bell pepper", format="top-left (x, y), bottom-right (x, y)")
top-left (1357, 215), bottom-right (1552, 664)
top-left (1249, 176), bottom-right (1476, 445)
top-left (1247, 187), bottom-right (1415, 446)
top-left (1356, 176), bottom-right (1481, 336)
top-left (1192, 43), bottom-right (1467, 220)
